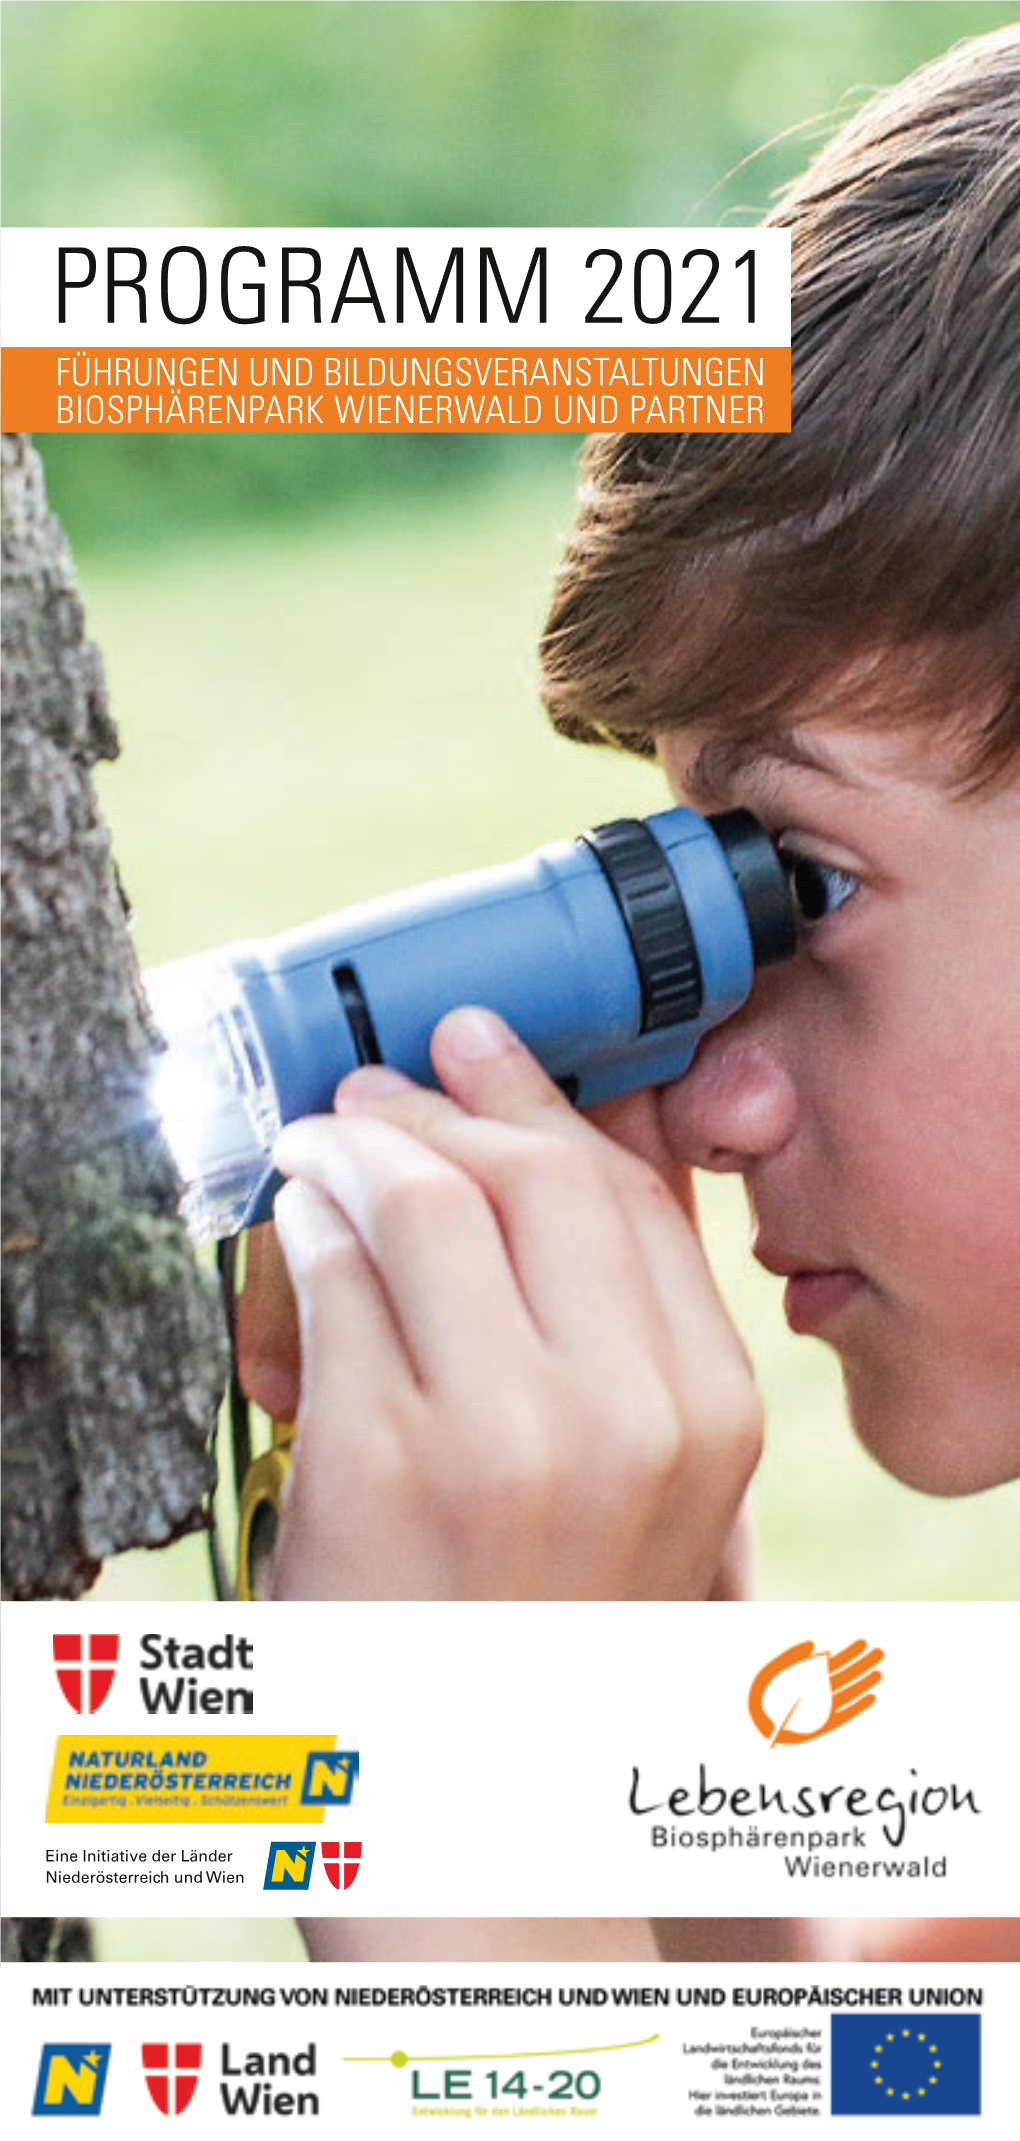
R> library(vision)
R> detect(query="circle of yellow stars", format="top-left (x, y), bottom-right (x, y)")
top-left (871, 2028), bottom-right (941, 2101)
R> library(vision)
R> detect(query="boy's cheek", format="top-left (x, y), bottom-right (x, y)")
top-left (858, 1058), bottom-right (1018, 1280)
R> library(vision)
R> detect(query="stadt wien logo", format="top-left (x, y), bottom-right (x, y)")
top-left (52, 1635), bottom-right (119, 1716)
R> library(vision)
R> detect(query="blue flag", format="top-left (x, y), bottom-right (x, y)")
top-left (831, 2013), bottom-right (981, 2115)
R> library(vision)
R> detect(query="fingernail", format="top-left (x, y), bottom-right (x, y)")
top-left (335, 1064), bottom-right (413, 1106)
top-left (441, 1006), bottom-right (515, 1060)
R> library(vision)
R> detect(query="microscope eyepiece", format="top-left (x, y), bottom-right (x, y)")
top-left (710, 809), bottom-right (799, 968)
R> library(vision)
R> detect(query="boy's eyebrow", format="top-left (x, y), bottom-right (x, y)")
top-left (683, 731), bottom-right (867, 805)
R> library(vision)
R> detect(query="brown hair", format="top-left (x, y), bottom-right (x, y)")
top-left (540, 27), bottom-right (1020, 788)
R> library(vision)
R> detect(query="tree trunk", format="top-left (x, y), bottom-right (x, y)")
top-left (1, 433), bottom-right (228, 1602)
top-left (2, 1917), bottom-right (92, 1964)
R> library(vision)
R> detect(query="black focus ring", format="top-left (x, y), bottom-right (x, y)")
top-left (582, 819), bottom-right (703, 1030)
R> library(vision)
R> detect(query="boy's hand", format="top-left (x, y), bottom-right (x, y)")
top-left (249, 1006), bottom-right (761, 1601)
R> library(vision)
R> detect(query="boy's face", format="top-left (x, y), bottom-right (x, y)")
top-left (657, 716), bottom-right (1020, 1495)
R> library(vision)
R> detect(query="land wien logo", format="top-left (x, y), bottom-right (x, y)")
top-left (141, 2044), bottom-right (202, 2116)
top-left (748, 1639), bottom-right (884, 1747)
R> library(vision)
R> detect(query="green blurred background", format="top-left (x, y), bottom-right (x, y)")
top-left (4, 2), bottom-right (1018, 1959)
top-left (6, 0), bottom-right (1019, 544)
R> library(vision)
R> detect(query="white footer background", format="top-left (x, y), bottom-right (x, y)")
top-left (3, 1602), bottom-right (1017, 1919)
top-left (4, 1958), bottom-right (1012, 2136)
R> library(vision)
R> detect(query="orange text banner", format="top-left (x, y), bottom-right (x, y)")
top-left (2, 345), bottom-right (791, 433)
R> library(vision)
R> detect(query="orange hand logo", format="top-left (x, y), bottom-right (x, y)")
top-left (748, 1638), bottom-right (884, 1747)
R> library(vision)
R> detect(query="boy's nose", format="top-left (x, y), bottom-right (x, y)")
top-left (657, 1032), bottom-right (798, 1173)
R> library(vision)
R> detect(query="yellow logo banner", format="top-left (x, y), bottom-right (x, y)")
top-left (46, 1735), bottom-right (338, 1823)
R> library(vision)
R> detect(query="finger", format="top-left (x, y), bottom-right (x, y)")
top-left (824, 1690), bottom-right (880, 1730)
top-left (430, 1005), bottom-right (585, 1126)
top-left (275, 1112), bottom-right (540, 1404)
top-left (829, 1639), bottom-right (868, 1670)
top-left (335, 1062), bottom-right (655, 1364)
top-left (235, 1222), bottom-right (301, 1420)
top-left (273, 1176), bottom-right (413, 1446)
top-left (429, 1015), bottom-right (749, 1383)
top-left (830, 1665), bottom-right (885, 1701)
top-left (830, 1642), bottom-right (885, 1688)
top-left (433, 1010), bottom-right (689, 1214)
top-left (831, 1670), bottom-right (883, 1708)
top-left (586, 1087), bottom-right (698, 1223)
top-left (329, 1073), bottom-right (736, 1518)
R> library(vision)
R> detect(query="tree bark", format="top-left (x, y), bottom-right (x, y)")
top-left (1, 1917), bottom-right (92, 1964)
top-left (1, 433), bottom-right (228, 1601)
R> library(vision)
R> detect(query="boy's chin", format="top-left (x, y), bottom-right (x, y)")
top-left (841, 1359), bottom-right (1020, 1498)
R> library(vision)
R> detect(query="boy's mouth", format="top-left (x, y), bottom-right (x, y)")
top-left (753, 1244), bottom-right (866, 1335)
top-left (782, 1269), bottom-right (865, 1334)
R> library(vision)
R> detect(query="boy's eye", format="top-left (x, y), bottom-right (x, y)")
top-left (779, 846), bottom-right (862, 926)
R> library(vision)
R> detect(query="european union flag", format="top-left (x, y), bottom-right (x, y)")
top-left (831, 2013), bottom-right (981, 2115)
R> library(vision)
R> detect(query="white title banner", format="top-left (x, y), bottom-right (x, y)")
top-left (0, 226), bottom-right (791, 345)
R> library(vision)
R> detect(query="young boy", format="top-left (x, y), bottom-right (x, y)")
top-left (238, 18), bottom-right (1019, 1969)
top-left (242, 24), bottom-right (1020, 1609)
